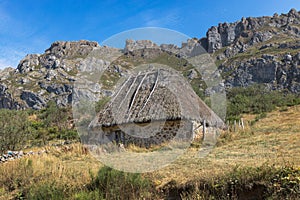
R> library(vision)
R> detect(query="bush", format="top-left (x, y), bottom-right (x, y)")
top-left (59, 129), bottom-right (79, 140)
top-left (33, 101), bottom-right (79, 142)
top-left (227, 85), bottom-right (300, 122)
top-left (87, 166), bottom-right (153, 199)
top-left (39, 101), bottom-right (69, 131)
top-left (27, 182), bottom-right (65, 200)
top-left (0, 109), bottom-right (30, 153)
top-left (0, 101), bottom-right (79, 151)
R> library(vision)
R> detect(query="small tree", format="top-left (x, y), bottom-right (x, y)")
top-left (0, 109), bottom-right (30, 153)
top-left (39, 101), bottom-right (71, 139)
top-left (42, 101), bottom-right (69, 127)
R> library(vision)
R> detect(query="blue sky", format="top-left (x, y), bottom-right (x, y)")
top-left (0, 0), bottom-right (300, 69)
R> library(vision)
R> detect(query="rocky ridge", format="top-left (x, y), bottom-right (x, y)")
top-left (203, 8), bottom-right (300, 54)
top-left (0, 9), bottom-right (300, 110)
top-left (203, 8), bottom-right (300, 92)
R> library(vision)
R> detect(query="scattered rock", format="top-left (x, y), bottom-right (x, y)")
top-left (0, 67), bottom-right (14, 80)
top-left (187, 69), bottom-right (198, 80)
top-left (20, 91), bottom-right (46, 109)
top-left (250, 31), bottom-right (274, 45)
top-left (285, 54), bottom-right (293, 61)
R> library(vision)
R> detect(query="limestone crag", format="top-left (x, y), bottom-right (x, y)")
top-left (1, 40), bottom-right (103, 109)
top-left (124, 39), bottom-right (160, 53)
top-left (200, 9), bottom-right (300, 92)
top-left (0, 84), bottom-right (20, 109)
top-left (220, 53), bottom-right (300, 92)
top-left (125, 38), bottom-right (207, 58)
top-left (203, 9), bottom-right (300, 54)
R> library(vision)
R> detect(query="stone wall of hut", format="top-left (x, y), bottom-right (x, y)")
top-left (98, 119), bottom-right (194, 147)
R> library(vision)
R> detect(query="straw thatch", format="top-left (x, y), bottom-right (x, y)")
top-left (91, 67), bottom-right (224, 128)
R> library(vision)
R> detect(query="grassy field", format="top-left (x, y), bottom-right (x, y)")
top-left (0, 105), bottom-right (299, 199)
top-left (151, 105), bottom-right (300, 184)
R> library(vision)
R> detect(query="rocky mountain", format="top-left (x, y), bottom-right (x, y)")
top-left (203, 8), bottom-right (300, 92)
top-left (0, 41), bottom-right (100, 109)
top-left (0, 9), bottom-right (300, 110)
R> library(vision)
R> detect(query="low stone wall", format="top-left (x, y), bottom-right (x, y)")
top-left (0, 150), bottom-right (47, 163)
top-left (0, 140), bottom-right (74, 164)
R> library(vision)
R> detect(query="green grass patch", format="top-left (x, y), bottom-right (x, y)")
top-left (226, 84), bottom-right (300, 122)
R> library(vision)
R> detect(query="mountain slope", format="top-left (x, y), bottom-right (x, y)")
top-left (202, 8), bottom-right (300, 92)
top-left (1, 9), bottom-right (300, 110)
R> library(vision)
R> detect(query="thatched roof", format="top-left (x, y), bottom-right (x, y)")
top-left (91, 66), bottom-right (224, 128)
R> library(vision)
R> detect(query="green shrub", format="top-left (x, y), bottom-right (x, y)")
top-left (59, 129), bottom-right (79, 140)
top-left (39, 101), bottom-right (69, 131)
top-left (87, 166), bottom-right (153, 200)
top-left (0, 109), bottom-right (30, 153)
top-left (32, 101), bottom-right (79, 141)
top-left (227, 85), bottom-right (300, 122)
top-left (27, 182), bottom-right (65, 200)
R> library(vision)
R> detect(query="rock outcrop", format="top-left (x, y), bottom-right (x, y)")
top-left (220, 53), bottom-right (300, 92)
top-left (197, 9), bottom-right (300, 92)
top-left (203, 9), bottom-right (300, 54)
top-left (0, 84), bottom-right (20, 109)
top-left (0, 40), bottom-right (101, 109)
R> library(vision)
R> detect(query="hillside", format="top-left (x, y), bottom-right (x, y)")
top-left (0, 9), bottom-right (300, 110)
top-left (0, 105), bottom-right (299, 199)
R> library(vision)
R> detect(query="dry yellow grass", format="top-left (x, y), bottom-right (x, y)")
top-left (149, 105), bottom-right (300, 187)
top-left (0, 143), bottom-right (102, 199)
top-left (0, 105), bottom-right (299, 198)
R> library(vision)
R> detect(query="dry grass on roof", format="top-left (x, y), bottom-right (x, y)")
top-left (94, 68), bottom-right (225, 128)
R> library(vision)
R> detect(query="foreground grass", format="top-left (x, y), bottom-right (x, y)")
top-left (0, 105), bottom-right (299, 199)
top-left (0, 144), bottom-right (101, 199)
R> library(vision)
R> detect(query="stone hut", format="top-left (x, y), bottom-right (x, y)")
top-left (89, 67), bottom-right (225, 147)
